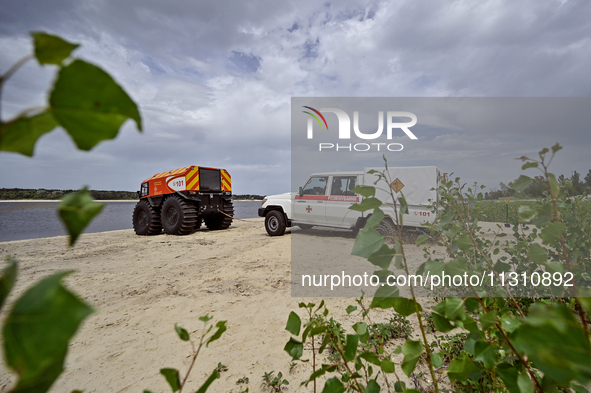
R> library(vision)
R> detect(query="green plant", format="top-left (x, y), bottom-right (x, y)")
top-left (145, 318), bottom-right (227, 393)
top-left (261, 371), bottom-right (289, 392)
top-left (284, 145), bottom-right (591, 393)
top-left (0, 31), bottom-right (142, 393)
top-left (0, 33), bottom-right (227, 393)
top-left (1, 32), bottom-right (142, 246)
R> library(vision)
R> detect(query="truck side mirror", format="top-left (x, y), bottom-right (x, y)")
top-left (299, 187), bottom-right (304, 198)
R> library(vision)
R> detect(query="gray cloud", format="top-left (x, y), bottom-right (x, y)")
top-left (1, 0), bottom-right (590, 196)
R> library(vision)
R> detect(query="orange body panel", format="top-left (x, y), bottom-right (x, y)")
top-left (142, 166), bottom-right (231, 197)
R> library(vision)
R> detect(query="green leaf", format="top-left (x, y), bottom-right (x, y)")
top-left (527, 243), bottom-right (547, 265)
top-left (496, 363), bottom-right (520, 393)
top-left (0, 110), bottom-right (58, 156)
top-left (3, 271), bottom-right (93, 392)
top-left (174, 324), bottom-right (190, 341)
top-left (401, 340), bottom-right (424, 376)
top-left (322, 377), bottom-right (345, 393)
top-left (369, 285), bottom-right (399, 309)
top-left (473, 340), bottom-right (497, 369)
top-left (415, 234), bottom-right (430, 245)
top-left (432, 302), bottom-right (454, 333)
top-left (0, 257), bottom-right (17, 312)
top-left (430, 352), bottom-right (443, 368)
top-left (517, 370), bottom-right (534, 393)
top-left (511, 175), bottom-right (532, 192)
top-left (540, 222), bottom-right (565, 245)
top-left (443, 297), bottom-right (464, 320)
top-left (32, 32), bottom-right (79, 65)
top-left (358, 351), bottom-right (381, 366)
top-left (366, 379), bottom-right (380, 393)
top-left (58, 187), bottom-right (104, 246)
top-left (352, 228), bottom-right (384, 258)
top-left (198, 314), bottom-right (213, 322)
top-left (160, 368), bottom-right (181, 392)
top-left (206, 320), bottom-right (227, 347)
top-left (479, 311), bottom-right (497, 331)
top-left (381, 359), bottom-right (395, 373)
top-left (351, 185), bottom-right (375, 197)
top-left (284, 337), bottom-right (304, 360)
top-left (195, 369), bottom-right (220, 393)
top-left (285, 311), bottom-right (301, 336)
top-left (513, 303), bottom-right (591, 385)
top-left (50, 59), bottom-right (142, 151)
top-left (398, 195), bottom-right (408, 216)
top-left (350, 197), bottom-right (382, 212)
top-left (368, 244), bottom-right (395, 269)
top-left (447, 353), bottom-right (481, 382)
top-left (455, 234), bottom-right (473, 251)
top-left (364, 209), bottom-right (385, 230)
top-left (551, 143), bottom-right (562, 153)
top-left (547, 173), bottom-right (560, 198)
top-left (521, 162), bottom-right (539, 170)
top-left (346, 305), bottom-right (357, 314)
top-left (393, 298), bottom-right (421, 317)
top-left (572, 384), bottom-right (589, 393)
top-left (518, 205), bottom-right (537, 222)
top-left (344, 334), bottom-right (358, 362)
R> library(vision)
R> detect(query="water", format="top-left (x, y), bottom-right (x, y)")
top-left (0, 200), bottom-right (262, 242)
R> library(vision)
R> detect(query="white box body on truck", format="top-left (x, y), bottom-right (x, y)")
top-left (258, 166), bottom-right (443, 236)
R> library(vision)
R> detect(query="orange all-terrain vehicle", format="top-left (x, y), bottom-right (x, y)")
top-left (132, 166), bottom-right (233, 235)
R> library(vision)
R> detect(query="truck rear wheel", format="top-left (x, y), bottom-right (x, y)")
top-left (265, 210), bottom-right (286, 236)
top-left (161, 195), bottom-right (197, 235)
top-left (204, 200), bottom-right (233, 230)
top-left (133, 199), bottom-right (162, 235)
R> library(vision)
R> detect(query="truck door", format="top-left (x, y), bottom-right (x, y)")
top-left (325, 175), bottom-right (362, 227)
top-left (293, 175), bottom-right (328, 225)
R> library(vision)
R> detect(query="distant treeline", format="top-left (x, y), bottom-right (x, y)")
top-left (232, 194), bottom-right (265, 200)
top-left (485, 169), bottom-right (591, 200)
top-left (0, 188), bottom-right (266, 201)
top-left (0, 188), bottom-right (137, 200)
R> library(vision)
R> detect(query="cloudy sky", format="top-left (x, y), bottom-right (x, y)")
top-left (1, 0), bottom-right (590, 195)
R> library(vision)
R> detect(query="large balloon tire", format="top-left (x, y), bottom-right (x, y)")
top-left (133, 199), bottom-right (162, 235)
top-left (161, 195), bottom-right (198, 235)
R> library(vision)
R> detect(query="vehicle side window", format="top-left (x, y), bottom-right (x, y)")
top-left (141, 182), bottom-right (149, 197)
top-left (302, 176), bottom-right (328, 195)
top-left (331, 176), bottom-right (357, 196)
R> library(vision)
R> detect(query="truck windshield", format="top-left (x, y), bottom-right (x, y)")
top-left (302, 176), bottom-right (328, 195)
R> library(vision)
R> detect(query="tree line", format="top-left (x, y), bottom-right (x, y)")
top-left (0, 188), bottom-right (266, 201)
top-left (0, 188), bottom-right (137, 200)
top-left (485, 169), bottom-right (591, 199)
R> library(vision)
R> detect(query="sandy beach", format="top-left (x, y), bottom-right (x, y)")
top-left (0, 220), bottom-right (514, 392)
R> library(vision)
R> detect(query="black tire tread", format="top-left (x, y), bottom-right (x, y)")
top-left (133, 199), bottom-right (162, 235)
top-left (161, 195), bottom-right (198, 235)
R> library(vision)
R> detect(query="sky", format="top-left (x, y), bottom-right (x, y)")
top-left (1, 0), bottom-right (590, 195)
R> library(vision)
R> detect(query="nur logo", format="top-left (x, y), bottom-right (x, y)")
top-left (302, 106), bottom-right (418, 152)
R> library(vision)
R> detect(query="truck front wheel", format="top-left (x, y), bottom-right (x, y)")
top-left (265, 210), bottom-right (286, 236)
top-left (161, 195), bottom-right (197, 235)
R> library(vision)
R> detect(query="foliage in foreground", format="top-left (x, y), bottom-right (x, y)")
top-left (285, 144), bottom-right (591, 392)
top-left (0, 33), bottom-right (227, 393)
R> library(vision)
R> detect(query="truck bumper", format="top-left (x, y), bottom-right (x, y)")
top-left (258, 207), bottom-right (266, 217)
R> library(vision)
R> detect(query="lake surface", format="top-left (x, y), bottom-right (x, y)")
top-left (0, 200), bottom-right (262, 242)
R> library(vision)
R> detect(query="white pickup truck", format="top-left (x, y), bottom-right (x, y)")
top-left (258, 166), bottom-right (443, 236)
